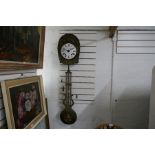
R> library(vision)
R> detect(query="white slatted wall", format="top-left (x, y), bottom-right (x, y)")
top-left (59, 30), bottom-right (96, 105)
top-left (112, 29), bottom-right (155, 128)
top-left (0, 70), bottom-right (45, 129)
top-left (117, 30), bottom-right (155, 54)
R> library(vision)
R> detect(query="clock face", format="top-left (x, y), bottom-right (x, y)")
top-left (61, 43), bottom-right (77, 60)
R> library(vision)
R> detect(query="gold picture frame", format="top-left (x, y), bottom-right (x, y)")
top-left (0, 26), bottom-right (45, 71)
top-left (1, 75), bottom-right (47, 129)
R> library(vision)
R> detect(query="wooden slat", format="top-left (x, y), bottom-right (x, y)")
top-left (117, 41), bottom-right (155, 47)
top-left (117, 30), bottom-right (155, 54)
top-left (60, 75), bottom-right (95, 78)
top-left (59, 100), bottom-right (93, 104)
top-left (60, 83), bottom-right (95, 89)
top-left (59, 94), bottom-right (95, 100)
top-left (60, 30), bottom-right (97, 34)
top-left (0, 71), bottom-right (36, 81)
top-left (0, 69), bottom-right (36, 75)
top-left (118, 30), bottom-right (155, 34)
top-left (60, 64), bottom-right (95, 70)
top-left (77, 33), bottom-right (96, 40)
top-left (60, 71), bottom-right (95, 77)
top-left (60, 77), bottom-right (95, 83)
top-left (117, 47), bottom-right (155, 54)
top-left (60, 69), bottom-right (95, 72)
top-left (60, 32), bottom-right (96, 40)
top-left (77, 59), bottom-right (96, 64)
top-left (74, 100), bottom-right (94, 104)
top-left (59, 88), bottom-right (95, 94)
top-left (59, 98), bottom-right (94, 102)
top-left (60, 92), bottom-right (95, 96)
top-left (80, 40), bottom-right (96, 46)
top-left (80, 47), bottom-right (96, 53)
top-left (118, 32), bottom-right (155, 41)
top-left (80, 53), bottom-right (96, 59)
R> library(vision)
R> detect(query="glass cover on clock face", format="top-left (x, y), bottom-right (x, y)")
top-left (61, 43), bottom-right (77, 60)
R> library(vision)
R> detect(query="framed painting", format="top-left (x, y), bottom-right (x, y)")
top-left (1, 75), bottom-right (47, 129)
top-left (0, 26), bottom-right (45, 71)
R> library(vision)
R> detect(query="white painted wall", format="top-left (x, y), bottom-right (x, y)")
top-left (37, 27), bottom-right (60, 128)
top-left (149, 66), bottom-right (155, 128)
top-left (38, 26), bottom-right (155, 129)
top-left (37, 27), bottom-right (113, 128)
top-left (112, 28), bottom-right (155, 129)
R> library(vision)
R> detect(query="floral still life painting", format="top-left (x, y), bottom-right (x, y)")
top-left (1, 76), bottom-right (47, 129)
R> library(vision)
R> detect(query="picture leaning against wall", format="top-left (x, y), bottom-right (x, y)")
top-left (1, 75), bottom-right (47, 129)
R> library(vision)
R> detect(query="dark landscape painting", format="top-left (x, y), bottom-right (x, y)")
top-left (0, 26), bottom-right (40, 63)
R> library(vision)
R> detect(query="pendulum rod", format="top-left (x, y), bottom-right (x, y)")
top-left (65, 65), bottom-right (72, 106)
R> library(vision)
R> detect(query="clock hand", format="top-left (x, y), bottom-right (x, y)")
top-left (70, 48), bottom-right (75, 50)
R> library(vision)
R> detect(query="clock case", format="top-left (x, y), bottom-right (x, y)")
top-left (58, 33), bottom-right (80, 65)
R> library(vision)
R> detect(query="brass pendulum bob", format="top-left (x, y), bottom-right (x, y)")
top-left (60, 65), bottom-right (77, 124)
top-left (60, 104), bottom-right (77, 124)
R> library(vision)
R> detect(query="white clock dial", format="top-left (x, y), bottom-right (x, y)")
top-left (61, 43), bottom-right (77, 60)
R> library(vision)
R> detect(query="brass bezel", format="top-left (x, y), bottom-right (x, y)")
top-left (58, 33), bottom-right (80, 65)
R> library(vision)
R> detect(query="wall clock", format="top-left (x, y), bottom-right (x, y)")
top-left (57, 33), bottom-right (80, 124)
top-left (58, 33), bottom-right (80, 65)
